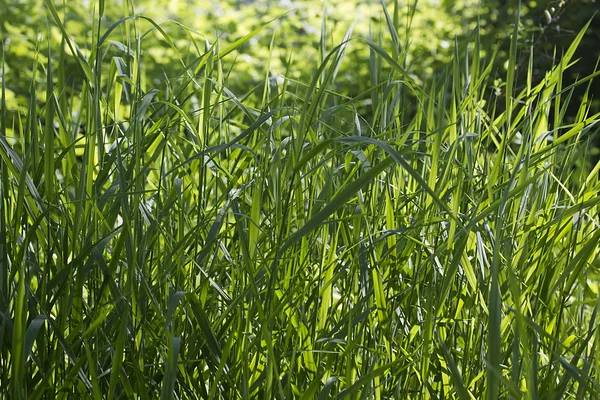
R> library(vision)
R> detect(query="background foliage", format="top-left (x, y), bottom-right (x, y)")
top-left (2, 0), bottom-right (597, 111)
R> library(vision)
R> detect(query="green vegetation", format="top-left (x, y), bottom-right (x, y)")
top-left (1, 0), bottom-right (599, 398)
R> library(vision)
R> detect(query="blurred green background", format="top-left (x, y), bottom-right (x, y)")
top-left (1, 0), bottom-right (598, 118)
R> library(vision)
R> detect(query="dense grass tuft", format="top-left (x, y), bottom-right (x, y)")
top-left (1, 1), bottom-right (599, 398)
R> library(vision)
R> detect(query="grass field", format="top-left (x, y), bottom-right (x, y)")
top-left (1, 0), bottom-right (600, 398)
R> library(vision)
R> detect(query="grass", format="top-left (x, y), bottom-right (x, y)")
top-left (1, 0), bottom-right (599, 398)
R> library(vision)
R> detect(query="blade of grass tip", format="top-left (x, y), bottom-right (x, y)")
top-left (470, 15), bottom-right (481, 94)
top-left (534, 19), bottom-right (592, 149)
top-left (218, 16), bottom-right (282, 60)
top-left (44, 35), bottom-right (55, 204)
top-left (44, 0), bottom-right (94, 84)
top-left (506, 2), bottom-right (520, 119)
top-left (201, 48), bottom-right (217, 146)
top-left (380, 0), bottom-right (400, 59)
top-left (368, 23), bottom-right (380, 114)
top-left (26, 39), bottom-right (39, 172)
top-left (165, 291), bottom-right (187, 335)
top-left (24, 315), bottom-right (46, 363)
top-left (294, 41), bottom-right (355, 159)
top-left (318, 376), bottom-right (339, 400)
top-left (363, 39), bottom-right (415, 86)
top-left (91, 0), bottom-right (104, 168)
top-left (331, 20), bottom-right (356, 85)
top-left (489, 0), bottom-right (520, 192)
top-left (260, 31), bottom-right (276, 110)
top-left (320, 2), bottom-right (327, 78)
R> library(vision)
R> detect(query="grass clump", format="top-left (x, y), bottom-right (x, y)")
top-left (1, 0), bottom-right (599, 398)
